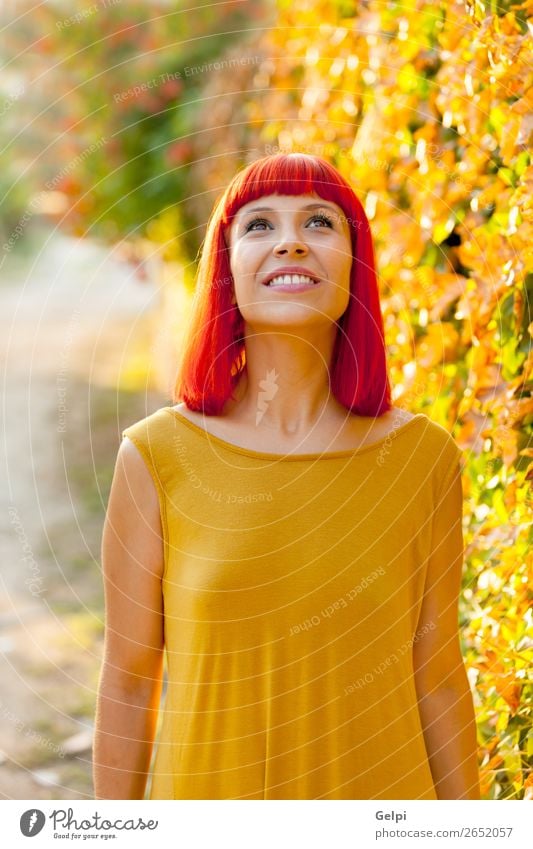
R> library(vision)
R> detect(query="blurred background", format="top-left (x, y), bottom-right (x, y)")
top-left (0, 0), bottom-right (531, 800)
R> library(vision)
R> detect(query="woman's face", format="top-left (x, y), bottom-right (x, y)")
top-left (226, 193), bottom-right (353, 330)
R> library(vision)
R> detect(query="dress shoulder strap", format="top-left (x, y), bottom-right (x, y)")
top-left (122, 407), bottom-right (176, 503)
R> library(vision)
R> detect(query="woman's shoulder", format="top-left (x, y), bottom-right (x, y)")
top-left (121, 406), bottom-right (180, 463)
top-left (370, 406), bottom-right (462, 475)
top-left (120, 405), bottom-right (181, 491)
top-left (377, 406), bottom-right (459, 444)
top-left (404, 409), bottom-right (463, 469)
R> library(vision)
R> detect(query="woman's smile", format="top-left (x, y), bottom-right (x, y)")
top-left (261, 265), bottom-right (322, 290)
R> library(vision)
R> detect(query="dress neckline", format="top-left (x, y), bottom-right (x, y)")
top-left (164, 407), bottom-right (424, 462)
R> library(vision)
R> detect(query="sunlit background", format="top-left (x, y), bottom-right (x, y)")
top-left (0, 0), bottom-right (531, 800)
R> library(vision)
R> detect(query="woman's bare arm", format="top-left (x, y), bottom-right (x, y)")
top-left (93, 437), bottom-right (165, 800)
top-left (413, 462), bottom-right (481, 799)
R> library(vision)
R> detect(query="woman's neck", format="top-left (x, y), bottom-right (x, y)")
top-left (225, 328), bottom-right (346, 433)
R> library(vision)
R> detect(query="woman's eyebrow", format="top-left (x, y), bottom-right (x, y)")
top-left (240, 201), bottom-right (339, 216)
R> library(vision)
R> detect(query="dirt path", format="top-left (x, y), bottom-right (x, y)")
top-left (0, 224), bottom-right (165, 798)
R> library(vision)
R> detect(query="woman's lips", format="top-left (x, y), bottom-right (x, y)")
top-left (265, 282), bottom-right (319, 292)
top-left (262, 273), bottom-right (320, 291)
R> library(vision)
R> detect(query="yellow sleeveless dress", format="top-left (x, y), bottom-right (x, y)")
top-left (122, 406), bottom-right (463, 800)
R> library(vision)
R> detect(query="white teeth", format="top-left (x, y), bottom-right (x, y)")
top-left (268, 274), bottom-right (317, 286)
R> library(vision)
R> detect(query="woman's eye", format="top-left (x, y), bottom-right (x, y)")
top-left (244, 213), bottom-right (333, 233)
top-left (309, 213), bottom-right (333, 228)
top-left (244, 217), bottom-right (271, 232)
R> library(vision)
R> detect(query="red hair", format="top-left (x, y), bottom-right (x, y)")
top-left (173, 153), bottom-right (392, 416)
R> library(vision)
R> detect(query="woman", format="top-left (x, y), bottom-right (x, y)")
top-left (93, 153), bottom-right (480, 800)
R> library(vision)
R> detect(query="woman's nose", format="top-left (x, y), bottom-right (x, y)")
top-left (273, 237), bottom-right (308, 256)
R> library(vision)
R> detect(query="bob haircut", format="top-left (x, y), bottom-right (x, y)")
top-left (174, 153), bottom-right (392, 417)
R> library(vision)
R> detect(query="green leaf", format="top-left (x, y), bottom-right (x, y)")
top-left (498, 168), bottom-right (515, 187)
top-left (515, 151), bottom-right (530, 177)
